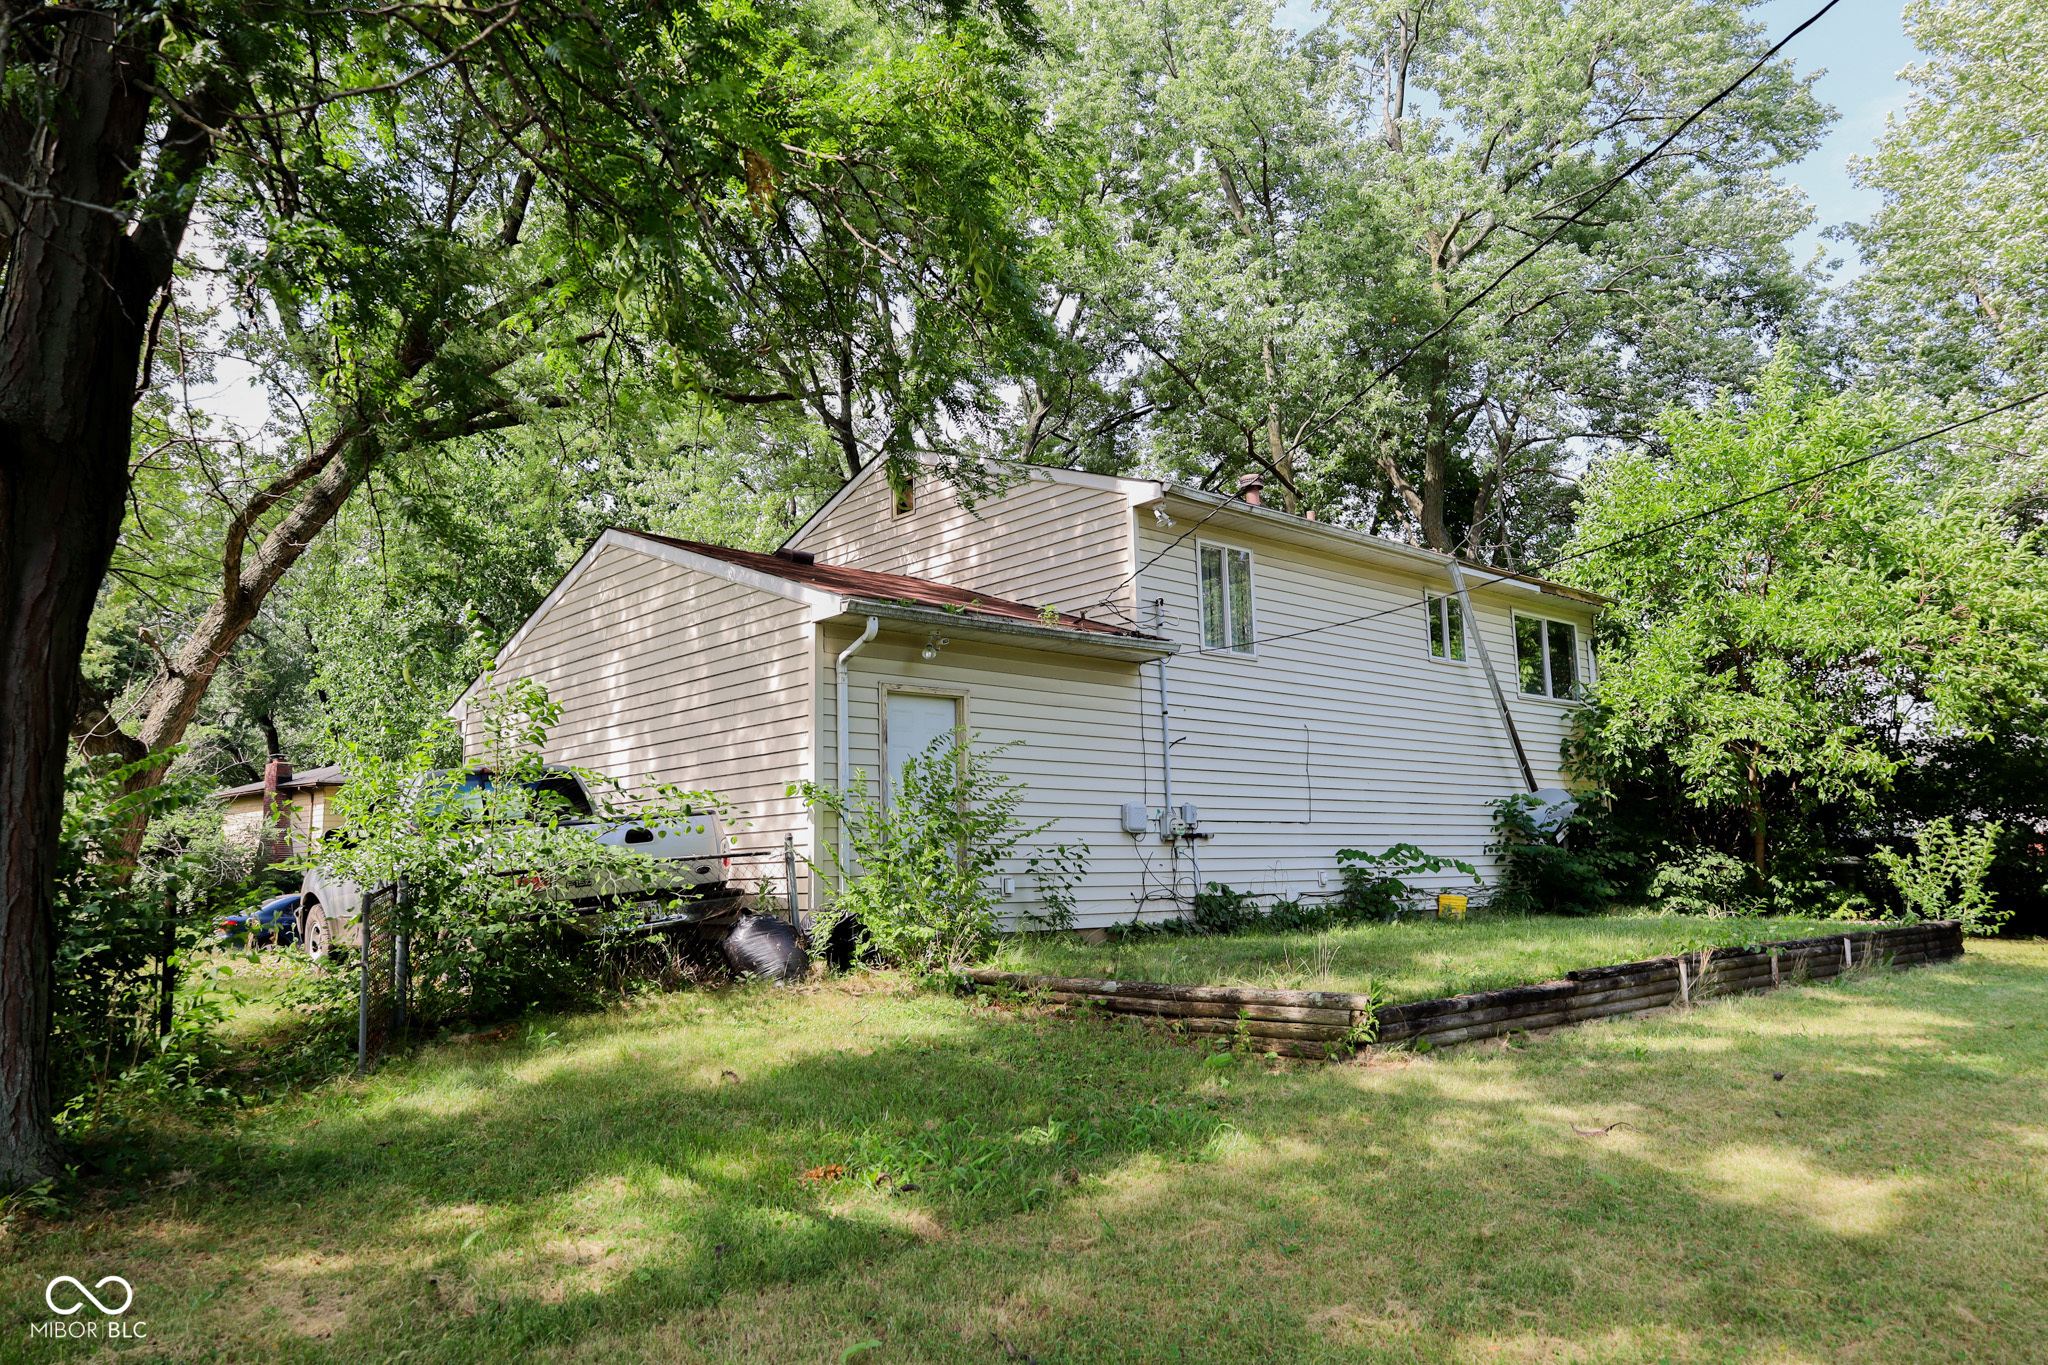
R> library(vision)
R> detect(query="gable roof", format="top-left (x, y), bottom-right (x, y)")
top-left (213, 764), bottom-right (346, 802)
top-left (451, 526), bottom-right (1175, 714)
top-left (782, 459), bottom-right (1606, 607)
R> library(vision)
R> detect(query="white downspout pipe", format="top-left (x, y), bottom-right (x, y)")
top-left (835, 615), bottom-right (880, 890)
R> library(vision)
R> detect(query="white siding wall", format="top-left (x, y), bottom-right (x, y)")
top-left (789, 467), bottom-right (1139, 622)
top-left (817, 622), bottom-right (1158, 926)
top-left (464, 543), bottom-right (821, 904)
top-left (806, 500), bottom-right (1602, 928)
top-left (1129, 515), bottom-right (1601, 910)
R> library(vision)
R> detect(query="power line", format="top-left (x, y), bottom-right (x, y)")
top-left (1230, 389), bottom-right (2048, 650)
top-left (1268, 0), bottom-right (1846, 460)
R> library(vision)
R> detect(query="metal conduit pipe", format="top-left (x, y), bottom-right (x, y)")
top-left (1151, 599), bottom-right (1195, 909)
top-left (835, 616), bottom-right (881, 890)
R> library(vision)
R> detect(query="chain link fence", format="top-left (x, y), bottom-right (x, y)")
top-left (355, 884), bottom-right (410, 1074)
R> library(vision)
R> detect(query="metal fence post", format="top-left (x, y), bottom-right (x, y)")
top-left (357, 910), bottom-right (371, 1076)
top-left (392, 877), bottom-right (408, 1039)
top-left (783, 833), bottom-right (801, 927)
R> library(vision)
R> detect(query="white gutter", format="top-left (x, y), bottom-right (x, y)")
top-left (834, 615), bottom-right (880, 890)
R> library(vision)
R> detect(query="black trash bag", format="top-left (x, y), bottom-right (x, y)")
top-left (722, 913), bottom-right (810, 982)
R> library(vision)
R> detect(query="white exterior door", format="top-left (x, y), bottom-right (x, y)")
top-left (884, 692), bottom-right (961, 803)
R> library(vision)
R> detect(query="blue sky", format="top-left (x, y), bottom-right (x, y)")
top-left (1272, 0), bottom-right (1926, 275)
top-left (1758, 0), bottom-right (1924, 275)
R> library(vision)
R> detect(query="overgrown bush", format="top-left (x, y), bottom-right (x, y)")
top-left (1488, 793), bottom-right (1627, 916)
top-left (1645, 848), bottom-right (1757, 917)
top-left (52, 751), bottom-right (275, 1127)
top-left (1872, 816), bottom-right (2008, 935)
top-left (1117, 845), bottom-right (1478, 939)
top-left (309, 679), bottom-right (732, 1026)
top-left (1336, 845), bottom-right (1481, 920)
top-left (795, 731), bottom-right (1083, 973)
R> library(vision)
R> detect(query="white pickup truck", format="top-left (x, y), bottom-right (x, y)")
top-left (296, 766), bottom-right (737, 962)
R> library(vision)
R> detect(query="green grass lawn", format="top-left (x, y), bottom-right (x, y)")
top-left (993, 911), bottom-right (1854, 1003)
top-left (6, 940), bottom-right (2046, 1363)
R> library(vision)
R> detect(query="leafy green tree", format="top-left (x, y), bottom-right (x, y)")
top-left (1840, 0), bottom-right (2048, 403)
top-left (2, 0), bottom-right (1049, 1185)
top-left (1568, 353), bottom-right (2048, 884)
top-left (1023, 0), bottom-right (1825, 562)
top-left (1834, 0), bottom-right (2048, 531)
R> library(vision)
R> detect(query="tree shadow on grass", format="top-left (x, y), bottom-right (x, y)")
top-left (25, 953), bottom-right (2048, 1364)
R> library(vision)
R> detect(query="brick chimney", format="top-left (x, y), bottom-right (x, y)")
top-left (1237, 472), bottom-right (1264, 506)
top-left (262, 758), bottom-right (293, 862)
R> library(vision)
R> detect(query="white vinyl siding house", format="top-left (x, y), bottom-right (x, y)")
top-left (454, 535), bottom-right (825, 902)
top-left (788, 465), bottom-right (1146, 621)
top-left (458, 463), bottom-right (1602, 928)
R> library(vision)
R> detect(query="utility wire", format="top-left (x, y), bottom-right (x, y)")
top-left (1081, 0), bottom-right (1849, 619)
top-left (1234, 388), bottom-right (2048, 650)
top-left (1282, 0), bottom-right (1846, 453)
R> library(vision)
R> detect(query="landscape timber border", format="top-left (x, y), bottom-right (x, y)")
top-left (961, 920), bottom-right (1966, 1060)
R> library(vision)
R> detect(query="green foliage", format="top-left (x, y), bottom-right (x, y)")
top-left (1025, 0), bottom-right (1824, 554)
top-left (1872, 817), bottom-right (2008, 936)
top-left (1569, 351), bottom-right (2048, 879)
top-left (794, 731), bottom-right (1072, 972)
top-left (1336, 845), bottom-right (1482, 922)
top-left (1646, 849), bottom-right (1758, 919)
top-left (309, 680), bottom-right (732, 1025)
top-left (1487, 795), bottom-right (1628, 917)
top-left (50, 751), bottom-right (265, 1122)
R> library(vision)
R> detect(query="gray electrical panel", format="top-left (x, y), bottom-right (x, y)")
top-left (1119, 801), bottom-right (1150, 836)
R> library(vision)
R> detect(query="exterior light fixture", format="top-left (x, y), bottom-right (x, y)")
top-left (921, 633), bottom-right (949, 660)
top-left (1153, 505), bottom-right (1175, 528)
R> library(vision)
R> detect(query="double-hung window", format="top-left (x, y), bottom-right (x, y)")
top-left (1425, 593), bottom-right (1465, 662)
top-left (1198, 543), bottom-right (1255, 653)
top-left (1514, 614), bottom-right (1580, 699)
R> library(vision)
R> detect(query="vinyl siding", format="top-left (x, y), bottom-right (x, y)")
top-left (1129, 513), bottom-right (1602, 908)
top-left (789, 466), bottom-right (1139, 622)
top-left (464, 542), bottom-right (820, 903)
top-left (817, 621), bottom-right (1157, 927)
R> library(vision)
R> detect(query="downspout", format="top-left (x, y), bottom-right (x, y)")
top-left (835, 615), bottom-right (881, 891)
top-left (1448, 560), bottom-right (1538, 793)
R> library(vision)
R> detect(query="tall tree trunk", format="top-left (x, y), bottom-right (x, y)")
top-left (0, 11), bottom-right (165, 1187)
top-left (1419, 355), bottom-right (1452, 551)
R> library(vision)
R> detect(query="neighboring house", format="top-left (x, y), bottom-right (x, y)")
top-left (451, 464), bottom-right (1604, 927)
top-left (215, 762), bottom-right (347, 862)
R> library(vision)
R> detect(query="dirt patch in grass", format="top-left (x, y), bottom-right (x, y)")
top-left (5, 944), bottom-right (2044, 1363)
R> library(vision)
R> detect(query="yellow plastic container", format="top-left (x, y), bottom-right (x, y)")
top-left (1436, 893), bottom-right (1468, 920)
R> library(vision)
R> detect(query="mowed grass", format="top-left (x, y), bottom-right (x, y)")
top-left (994, 911), bottom-right (1852, 1002)
top-left (6, 941), bottom-right (2047, 1364)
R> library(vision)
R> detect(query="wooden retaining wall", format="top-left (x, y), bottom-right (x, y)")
top-left (963, 920), bottom-right (1966, 1060)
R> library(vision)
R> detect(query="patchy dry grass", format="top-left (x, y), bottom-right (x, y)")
top-left (5, 941), bottom-right (2045, 1363)
top-left (995, 911), bottom-right (1852, 1002)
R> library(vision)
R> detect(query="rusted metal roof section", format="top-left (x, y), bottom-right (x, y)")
top-left (614, 527), bottom-right (1164, 640)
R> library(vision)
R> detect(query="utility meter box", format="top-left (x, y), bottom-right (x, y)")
top-left (1119, 801), bottom-right (1151, 836)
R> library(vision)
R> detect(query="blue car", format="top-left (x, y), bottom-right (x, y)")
top-left (218, 892), bottom-right (302, 947)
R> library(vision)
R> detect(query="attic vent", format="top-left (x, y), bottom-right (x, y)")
top-left (773, 547), bottom-right (816, 566)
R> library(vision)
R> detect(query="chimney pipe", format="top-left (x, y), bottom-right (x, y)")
top-left (1237, 472), bottom-right (1264, 507)
top-left (262, 759), bottom-right (293, 862)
